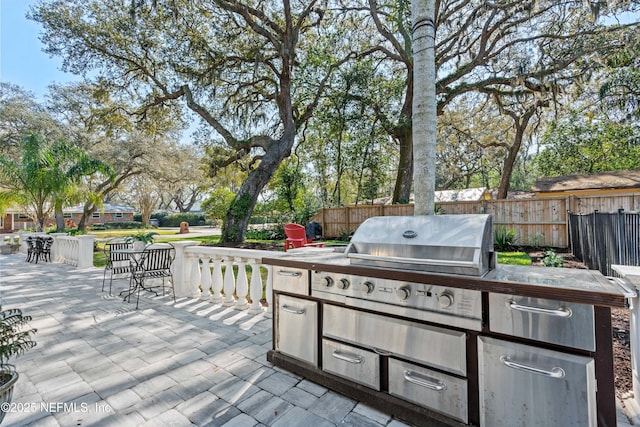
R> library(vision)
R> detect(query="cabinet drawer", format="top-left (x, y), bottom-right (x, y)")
top-left (323, 304), bottom-right (466, 375)
top-left (272, 268), bottom-right (309, 295)
top-left (478, 336), bottom-right (596, 427)
top-left (388, 359), bottom-right (468, 424)
top-left (489, 294), bottom-right (595, 351)
top-left (322, 339), bottom-right (380, 390)
top-left (275, 295), bottom-right (317, 366)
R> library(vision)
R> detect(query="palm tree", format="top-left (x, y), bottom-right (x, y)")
top-left (49, 142), bottom-right (113, 232)
top-left (411, 0), bottom-right (437, 215)
top-left (0, 134), bottom-right (112, 232)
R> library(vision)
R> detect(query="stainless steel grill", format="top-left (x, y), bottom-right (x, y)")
top-left (345, 214), bottom-right (495, 276)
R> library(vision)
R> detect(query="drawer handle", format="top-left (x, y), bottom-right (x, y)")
top-left (331, 350), bottom-right (364, 364)
top-left (500, 355), bottom-right (565, 379)
top-left (278, 270), bottom-right (302, 277)
top-left (508, 300), bottom-right (572, 318)
top-left (403, 370), bottom-right (447, 391)
top-left (281, 305), bottom-right (306, 314)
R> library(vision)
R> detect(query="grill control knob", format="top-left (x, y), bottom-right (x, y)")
top-left (360, 281), bottom-right (374, 294)
top-left (337, 278), bottom-right (350, 290)
top-left (396, 287), bottom-right (411, 300)
top-left (322, 276), bottom-right (334, 287)
top-left (438, 292), bottom-right (454, 308)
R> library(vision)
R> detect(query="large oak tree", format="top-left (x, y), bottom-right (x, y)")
top-left (32, 0), bottom-right (359, 242)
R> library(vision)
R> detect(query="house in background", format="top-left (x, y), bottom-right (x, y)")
top-left (1, 208), bottom-right (36, 232)
top-left (435, 187), bottom-right (492, 202)
top-left (1, 203), bottom-right (136, 232)
top-left (64, 203), bottom-right (136, 227)
top-left (532, 169), bottom-right (640, 198)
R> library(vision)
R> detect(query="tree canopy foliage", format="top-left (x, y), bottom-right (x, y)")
top-left (7, 0), bottom-right (636, 239)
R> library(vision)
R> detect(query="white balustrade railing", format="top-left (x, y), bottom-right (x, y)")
top-left (15, 232), bottom-right (95, 268)
top-left (53, 235), bottom-right (95, 268)
top-left (171, 241), bottom-right (280, 316)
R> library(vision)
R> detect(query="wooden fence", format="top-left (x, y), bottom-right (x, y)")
top-left (312, 192), bottom-right (640, 248)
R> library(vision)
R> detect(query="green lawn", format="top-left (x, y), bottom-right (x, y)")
top-left (497, 251), bottom-right (532, 265)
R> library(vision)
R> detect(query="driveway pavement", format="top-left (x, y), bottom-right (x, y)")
top-left (0, 254), bottom-right (636, 426)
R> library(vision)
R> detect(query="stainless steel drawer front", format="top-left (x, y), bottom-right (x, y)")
top-left (388, 359), bottom-right (468, 423)
top-left (489, 294), bottom-right (596, 351)
top-left (322, 339), bottom-right (380, 390)
top-left (276, 295), bottom-right (318, 366)
top-left (273, 268), bottom-right (309, 295)
top-left (478, 336), bottom-right (596, 427)
top-left (323, 305), bottom-right (467, 375)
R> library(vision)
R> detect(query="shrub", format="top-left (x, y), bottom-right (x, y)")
top-left (246, 226), bottom-right (285, 240)
top-left (542, 249), bottom-right (564, 267)
top-left (0, 306), bottom-right (37, 369)
top-left (494, 226), bottom-right (517, 250)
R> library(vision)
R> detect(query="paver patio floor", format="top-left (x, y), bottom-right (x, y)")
top-left (0, 253), bottom-right (635, 426)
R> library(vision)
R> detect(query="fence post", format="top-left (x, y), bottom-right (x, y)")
top-left (593, 210), bottom-right (600, 273)
top-left (618, 208), bottom-right (626, 267)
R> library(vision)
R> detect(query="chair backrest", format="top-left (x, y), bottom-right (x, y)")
top-left (142, 246), bottom-right (175, 274)
top-left (105, 240), bottom-right (133, 267)
top-left (41, 237), bottom-right (54, 252)
top-left (284, 223), bottom-right (306, 240)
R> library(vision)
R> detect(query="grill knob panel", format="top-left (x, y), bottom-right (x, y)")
top-left (323, 276), bottom-right (334, 287)
top-left (438, 292), bottom-right (454, 308)
top-left (360, 281), bottom-right (374, 294)
top-left (396, 287), bottom-right (411, 300)
top-left (337, 278), bottom-right (350, 290)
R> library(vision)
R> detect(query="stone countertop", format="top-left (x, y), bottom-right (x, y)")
top-left (613, 265), bottom-right (640, 286)
top-left (263, 252), bottom-right (630, 308)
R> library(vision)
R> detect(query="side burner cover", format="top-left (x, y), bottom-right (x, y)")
top-left (345, 214), bottom-right (495, 276)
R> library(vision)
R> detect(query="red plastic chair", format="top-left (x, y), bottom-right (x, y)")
top-left (283, 223), bottom-right (324, 252)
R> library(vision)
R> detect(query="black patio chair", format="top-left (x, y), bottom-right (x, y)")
top-left (39, 237), bottom-right (54, 262)
top-left (25, 237), bottom-right (37, 263)
top-left (128, 244), bottom-right (175, 309)
top-left (102, 239), bottom-right (133, 295)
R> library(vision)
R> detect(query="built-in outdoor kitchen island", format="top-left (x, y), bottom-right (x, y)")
top-left (263, 215), bottom-right (632, 427)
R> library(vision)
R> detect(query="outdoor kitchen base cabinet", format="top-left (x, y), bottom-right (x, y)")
top-left (478, 336), bottom-right (597, 427)
top-left (275, 294), bottom-right (318, 366)
top-left (388, 359), bottom-right (468, 424)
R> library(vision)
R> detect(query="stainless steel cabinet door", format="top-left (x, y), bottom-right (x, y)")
top-left (323, 304), bottom-right (467, 375)
top-left (388, 359), bottom-right (468, 423)
top-left (272, 268), bottom-right (309, 295)
top-left (322, 339), bottom-right (380, 390)
top-left (478, 336), bottom-right (596, 427)
top-left (275, 294), bottom-right (318, 366)
top-left (489, 294), bottom-right (595, 351)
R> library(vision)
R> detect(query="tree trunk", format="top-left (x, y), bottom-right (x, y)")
top-left (496, 101), bottom-right (541, 199)
top-left (221, 130), bottom-right (296, 243)
top-left (412, 0), bottom-right (437, 215)
top-left (392, 70), bottom-right (414, 204)
top-left (392, 126), bottom-right (413, 204)
top-left (497, 123), bottom-right (525, 199)
top-left (77, 202), bottom-right (96, 231)
top-left (54, 201), bottom-right (65, 232)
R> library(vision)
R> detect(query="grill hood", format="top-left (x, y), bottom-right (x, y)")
top-left (345, 214), bottom-right (495, 276)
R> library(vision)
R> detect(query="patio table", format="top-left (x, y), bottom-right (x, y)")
top-left (112, 246), bottom-right (175, 309)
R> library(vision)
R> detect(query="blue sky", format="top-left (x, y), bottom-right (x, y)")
top-left (0, 0), bottom-right (79, 100)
